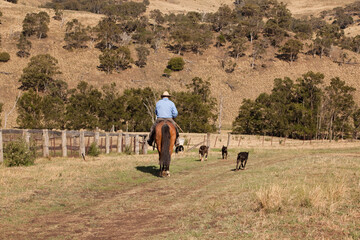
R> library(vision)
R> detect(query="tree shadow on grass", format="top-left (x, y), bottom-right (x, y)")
top-left (136, 166), bottom-right (161, 177)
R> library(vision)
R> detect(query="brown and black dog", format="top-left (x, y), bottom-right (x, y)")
top-left (199, 145), bottom-right (209, 162)
top-left (236, 152), bottom-right (249, 170)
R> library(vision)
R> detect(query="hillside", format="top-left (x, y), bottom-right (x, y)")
top-left (1, 0), bottom-right (360, 129)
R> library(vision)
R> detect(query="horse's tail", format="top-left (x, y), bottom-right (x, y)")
top-left (160, 123), bottom-right (170, 168)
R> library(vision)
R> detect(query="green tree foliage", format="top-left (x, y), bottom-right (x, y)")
top-left (103, 1), bottom-right (147, 20)
top-left (279, 39), bottom-right (303, 62)
top-left (233, 72), bottom-right (357, 139)
top-left (121, 88), bottom-right (155, 132)
top-left (270, 2), bottom-right (292, 29)
top-left (150, 9), bottom-right (165, 26)
top-left (98, 46), bottom-right (133, 73)
top-left (135, 45), bottom-right (150, 68)
top-left (16, 34), bottom-right (32, 58)
top-left (16, 89), bottom-right (43, 129)
top-left (323, 77), bottom-right (356, 140)
top-left (167, 57), bottom-right (185, 71)
top-left (0, 52), bottom-right (10, 62)
top-left (22, 12), bottom-right (50, 39)
top-left (64, 19), bottom-right (90, 50)
top-left (263, 19), bottom-right (288, 46)
top-left (207, 5), bottom-right (236, 32)
top-left (291, 19), bottom-right (313, 40)
top-left (173, 77), bottom-right (217, 133)
top-left (65, 81), bottom-right (102, 130)
top-left (98, 84), bottom-right (125, 131)
top-left (18, 54), bottom-right (61, 93)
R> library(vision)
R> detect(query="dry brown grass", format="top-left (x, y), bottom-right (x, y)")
top-left (0, 146), bottom-right (359, 239)
top-left (1, 0), bottom-right (360, 128)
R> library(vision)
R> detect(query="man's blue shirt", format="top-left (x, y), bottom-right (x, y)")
top-left (155, 98), bottom-right (178, 119)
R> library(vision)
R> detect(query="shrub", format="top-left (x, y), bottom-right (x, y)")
top-left (167, 57), bottom-right (185, 71)
top-left (0, 52), bottom-right (10, 62)
top-left (3, 140), bottom-right (36, 167)
top-left (163, 68), bottom-right (172, 77)
top-left (87, 142), bottom-right (100, 157)
top-left (124, 145), bottom-right (132, 155)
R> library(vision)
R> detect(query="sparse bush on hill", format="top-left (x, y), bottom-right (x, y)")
top-left (167, 57), bottom-right (185, 71)
top-left (94, 18), bottom-right (122, 50)
top-left (3, 140), bottom-right (36, 167)
top-left (333, 7), bottom-right (354, 29)
top-left (22, 12), bottom-right (50, 39)
top-left (0, 52), bottom-right (10, 62)
top-left (5, 0), bottom-right (18, 3)
top-left (98, 46), bottom-right (133, 73)
top-left (64, 19), bottom-right (90, 50)
top-left (229, 37), bottom-right (247, 59)
top-left (16, 34), bottom-right (31, 58)
top-left (135, 46), bottom-right (150, 68)
top-left (53, 7), bottom-right (63, 21)
top-left (278, 39), bottom-right (303, 62)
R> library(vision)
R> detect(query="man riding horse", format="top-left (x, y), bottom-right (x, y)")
top-left (147, 91), bottom-right (180, 147)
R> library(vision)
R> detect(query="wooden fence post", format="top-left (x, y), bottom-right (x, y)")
top-left (95, 127), bottom-right (99, 146)
top-left (135, 134), bottom-right (139, 155)
top-left (62, 130), bottom-right (67, 157)
top-left (206, 133), bottom-right (211, 149)
top-left (226, 133), bottom-right (231, 147)
top-left (23, 129), bottom-right (30, 144)
top-left (125, 133), bottom-right (130, 149)
top-left (142, 136), bottom-right (148, 154)
top-left (0, 129), bottom-right (3, 163)
top-left (80, 130), bottom-right (85, 157)
top-left (105, 132), bottom-right (110, 154)
top-left (43, 129), bottom-right (49, 157)
top-left (117, 132), bottom-right (123, 153)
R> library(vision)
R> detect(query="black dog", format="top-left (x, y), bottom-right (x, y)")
top-left (175, 145), bottom-right (184, 154)
top-left (221, 146), bottom-right (228, 159)
top-left (236, 152), bottom-right (249, 170)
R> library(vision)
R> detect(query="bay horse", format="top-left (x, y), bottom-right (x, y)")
top-left (155, 120), bottom-right (177, 177)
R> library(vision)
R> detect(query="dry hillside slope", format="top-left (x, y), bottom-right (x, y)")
top-left (0, 0), bottom-right (360, 128)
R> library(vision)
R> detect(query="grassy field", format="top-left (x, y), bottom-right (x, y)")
top-left (0, 146), bottom-right (359, 239)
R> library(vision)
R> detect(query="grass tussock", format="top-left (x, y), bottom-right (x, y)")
top-left (256, 184), bottom-right (286, 213)
top-left (298, 179), bottom-right (348, 213)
